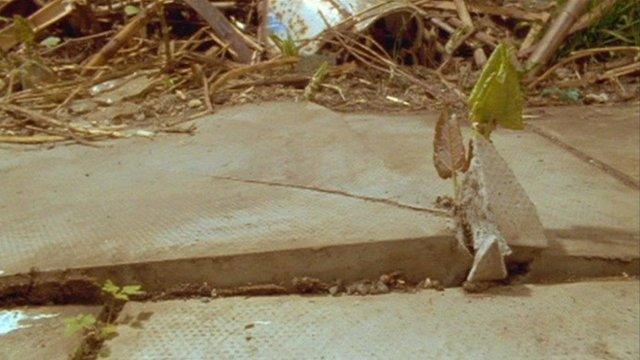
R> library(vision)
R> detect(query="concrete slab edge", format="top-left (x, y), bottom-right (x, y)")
top-left (1, 237), bottom-right (638, 306)
top-left (0, 236), bottom-right (473, 305)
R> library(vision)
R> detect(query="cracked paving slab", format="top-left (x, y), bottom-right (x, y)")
top-left (0, 102), bottom-right (637, 285)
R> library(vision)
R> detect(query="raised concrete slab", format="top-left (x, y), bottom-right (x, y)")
top-left (0, 305), bottom-right (101, 359)
top-left (105, 280), bottom-right (640, 359)
top-left (0, 102), bottom-right (638, 291)
top-left (528, 104), bottom-right (639, 184)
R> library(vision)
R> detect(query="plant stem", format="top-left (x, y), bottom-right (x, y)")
top-left (452, 171), bottom-right (460, 202)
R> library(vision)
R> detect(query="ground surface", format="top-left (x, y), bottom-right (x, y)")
top-left (0, 305), bottom-right (102, 360)
top-left (1, 102), bottom-right (639, 359)
top-left (107, 280), bottom-right (640, 359)
top-left (0, 102), bottom-right (638, 291)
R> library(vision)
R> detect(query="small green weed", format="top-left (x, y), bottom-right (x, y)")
top-left (559, 0), bottom-right (640, 56)
top-left (64, 280), bottom-right (144, 359)
top-left (102, 280), bottom-right (144, 301)
top-left (270, 34), bottom-right (299, 57)
top-left (433, 43), bottom-right (525, 201)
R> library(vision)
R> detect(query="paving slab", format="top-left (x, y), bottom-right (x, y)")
top-left (105, 280), bottom-right (640, 359)
top-left (0, 305), bottom-right (102, 359)
top-left (0, 102), bottom-right (638, 291)
top-left (528, 103), bottom-right (640, 184)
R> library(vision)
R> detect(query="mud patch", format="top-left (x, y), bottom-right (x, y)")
top-left (0, 276), bottom-right (101, 307)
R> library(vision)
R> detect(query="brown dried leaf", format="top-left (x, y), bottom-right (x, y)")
top-left (433, 107), bottom-right (466, 179)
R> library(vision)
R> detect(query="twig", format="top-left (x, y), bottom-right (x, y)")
top-left (569, 0), bottom-right (619, 35)
top-left (1, 104), bottom-right (125, 138)
top-left (201, 70), bottom-right (214, 112)
top-left (415, 0), bottom-right (548, 21)
top-left (599, 62), bottom-right (640, 80)
top-left (82, 2), bottom-right (159, 74)
top-left (453, 0), bottom-right (473, 29)
top-left (0, 134), bottom-right (66, 144)
top-left (159, 0), bottom-right (173, 68)
top-left (184, 0), bottom-right (254, 63)
top-left (208, 57), bottom-right (298, 95)
top-left (518, 22), bottom-right (543, 57)
top-left (528, 46), bottom-right (639, 87)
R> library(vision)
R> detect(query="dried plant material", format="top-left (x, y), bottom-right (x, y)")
top-left (528, 46), bottom-right (639, 88)
top-left (453, 0), bottom-right (474, 29)
top-left (433, 107), bottom-right (466, 180)
top-left (82, 2), bottom-right (159, 74)
top-left (304, 61), bottom-right (329, 101)
top-left (385, 96), bottom-right (410, 106)
top-left (418, 1), bottom-right (547, 22)
top-left (469, 44), bottom-right (524, 137)
top-left (0, 134), bottom-right (66, 144)
top-left (209, 57), bottom-right (299, 96)
top-left (0, 0), bottom-right (77, 51)
top-left (526, 0), bottom-right (589, 76)
top-left (569, 0), bottom-right (619, 35)
top-left (184, 0), bottom-right (253, 63)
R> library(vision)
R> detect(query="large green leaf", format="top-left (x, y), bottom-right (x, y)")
top-left (468, 43), bottom-right (524, 135)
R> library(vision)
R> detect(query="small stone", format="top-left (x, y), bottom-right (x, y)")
top-left (135, 129), bottom-right (155, 138)
top-left (372, 281), bottom-right (390, 294)
top-left (69, 99), bottom-right (98, 115)
top-left (379, 274), bottom-right (391, 285)
top-left (422, 278), bottom-right (444, 291)
top-left (188, 99), bottom-right (203, 108)
top-left (355, 282), bottom-right (371, 295)
top-left (176, 90), bottom-right (187, 100)
top-left (328, 285), bottom-right (340, 296)
top-left (584, 92), bottom-right (609, 104)
top-left (210, 289), bottom-right (219, 298)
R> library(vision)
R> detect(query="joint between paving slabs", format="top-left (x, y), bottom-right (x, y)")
top-left (526, 124), bottom-right (639, 190)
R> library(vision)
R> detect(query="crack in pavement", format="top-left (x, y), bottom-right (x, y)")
top-left (527, 124), bottom-right (639, 190)
top-left (209, 175), bottom-right (451, 217)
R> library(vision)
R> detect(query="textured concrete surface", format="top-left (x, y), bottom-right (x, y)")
top-left (106, 280), bottom-right (640, 360)
top-left (530, 104), bottom-right (639, 183)
top-left (0, 305), bottom-right (101, 360)
top-left (0, 102), bottom-right (638, 286)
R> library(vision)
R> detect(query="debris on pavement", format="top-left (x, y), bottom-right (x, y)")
top-left (0, 0), bottom-right (637, 145)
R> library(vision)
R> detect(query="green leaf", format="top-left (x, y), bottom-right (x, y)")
top-left (102, 279), bottom-right (120, 295)
top-left (40, 36), bottom-right (61, 48)
top-left (64, 314), bottom-right (96, 336)
top-left (99, 324), bottom-right (118, 339)
top-left (121, 285), bottom-right (144, 296)
top-left (124, 5), bottom-right (140, 16)
top-left (468, 43), bottom-right (524, 136)
top-left (113, 292), bottom-right (130, 301)
top-left (13, 16), bottom-right (35, 46)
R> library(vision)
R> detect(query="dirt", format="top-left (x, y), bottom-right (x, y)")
top-left (0, 275), bottom-right (102, 307)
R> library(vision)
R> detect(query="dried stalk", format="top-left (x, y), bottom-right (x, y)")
top-left (0, 134), bottom-right (66, 144)
top-left (209, 57), bottom-right (299, 95)
top-left (526, 0), bottom-right (589, 76)
top-left (528, 46), bottom-right (639, 87)
top-left (82, 2), bottom-right (159, 74)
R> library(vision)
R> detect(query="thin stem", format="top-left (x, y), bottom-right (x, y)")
top-left (452, 171), bottom-right (460, 202)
